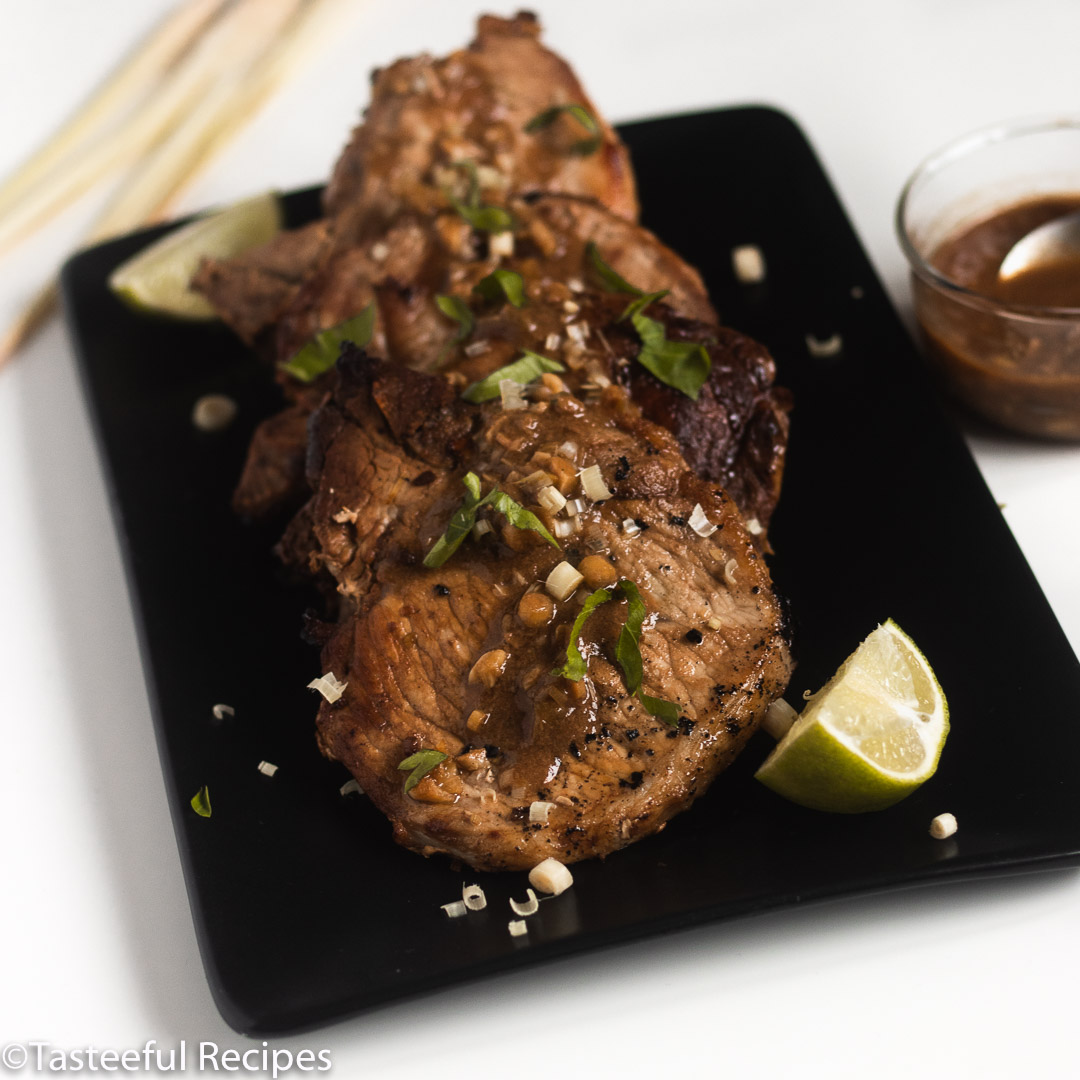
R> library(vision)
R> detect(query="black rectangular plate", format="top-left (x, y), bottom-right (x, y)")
top-left (61, 107), bottom-right (1080, 1035)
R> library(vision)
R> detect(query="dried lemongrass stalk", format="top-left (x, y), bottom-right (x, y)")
top-left (0, 0), bottom-right (347, 369)
top-left (90, 0), bottom-right (347, 237)
top-left (0, 0), bottom-right (305, 258)
top-left (0, 0), bottom-right (231, 228)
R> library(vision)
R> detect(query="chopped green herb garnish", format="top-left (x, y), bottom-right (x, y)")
top-left (451, 198), bottom-right (516, 233)
top-left (473, 268), bottom-right (526, 308)
top-left (190, 785), bottom-right (212, 818)
top-left (619, 290), bottom-right (669, 322)
top-left (445, 159), bottom-right (516, 233)
top-left (524, 104), bottom-right (602, 156)
top-left (461, 350), bottom-right (565, 403)
top-left (615, 290), bottom-right (711, 400)
top-left (551, 579), bottom-right (680, 724)
top-left (586, 241), bottom-right (643, 296)
top-left (436, 294), bottom-right (474, 342)
top-left (630, 310), bottom-right (712, 401)
top-left (279, 305), bottom-right (375, 383)
top-left (613, 580), bottom-right (682, 723)
top-left (451, 160), bottom-right (481, 206)
top-left (551, 586), bottom-right (616, 680)
top-left (398, 749), bottom-right (448, 793)
top-left (423, 472), bottom-right (559, 568)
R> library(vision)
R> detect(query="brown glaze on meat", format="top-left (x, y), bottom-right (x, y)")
top-left (325, 13), bottom-right (637, 233)
top-left (305, 350), bottom-right (792, 869)
top-left (188, 14), bottom-right (795, 870)
top-left (191, 221), bottom-right (331, 345)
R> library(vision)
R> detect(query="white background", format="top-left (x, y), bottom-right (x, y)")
top-left (2, 2), bottom-right (1080, 1078)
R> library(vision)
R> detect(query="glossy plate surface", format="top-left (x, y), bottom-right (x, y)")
top-left (60, 107), bottom-right (1080, 1035)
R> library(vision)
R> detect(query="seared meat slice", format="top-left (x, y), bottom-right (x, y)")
top-left (231, 277), bottom-right (788, 530)
top-left (193, 13), bottom-right (638, 350)
top-left (303, 350), bottom-right (792, 870)
top-left (192, 221), bottom-right (331, 345)
top-left (325, 12), bottom-right (637, 235)
top-left (443, 291), bottom-right (790, 534)
top-left (232, 400), bottom-right (313, 521)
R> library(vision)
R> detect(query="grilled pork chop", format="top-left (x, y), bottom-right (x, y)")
top-left (225, 196), bottom-right (789, 529)
top-left (302, 348), bottom-right (792, 870)
top-left (189, 13), bottom-right (795, 870)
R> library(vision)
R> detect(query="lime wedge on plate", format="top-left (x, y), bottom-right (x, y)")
top-left (108, 191), bottom-right (282, 319)
top-left (755, 620), bottom-right (948, 812)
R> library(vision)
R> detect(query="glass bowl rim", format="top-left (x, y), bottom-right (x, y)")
top-left (895, 115), bottom-right (1080, 321)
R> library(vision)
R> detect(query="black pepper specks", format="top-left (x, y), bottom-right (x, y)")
top-left (633, 518), bottom-right (649, 532)
top-left (568, 741), bottom-right (581, 760)
top-left (668, 515), bottom-right (686, 527)
top-left (685, 628), bottom-right (703, 645)
top-left (678, 718), bottom-right (696, 736)
top-left (619, 771), bottom-right (644, 790)
top-left (434, 583), bottom-right (450, 596)
top-left (614, 455), bottom-right (631, 481)
top-left (625, 728), bottom-right (640, 741)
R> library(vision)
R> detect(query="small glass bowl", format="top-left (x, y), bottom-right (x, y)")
top-left (896, 118), bottom-right (1080, 439)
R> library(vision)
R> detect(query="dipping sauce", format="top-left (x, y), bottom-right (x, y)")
top-left (914, 194), bottom-right (1080, 438)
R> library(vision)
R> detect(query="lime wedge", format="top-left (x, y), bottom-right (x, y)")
top-left (755, 620), bottom-right (948, 813)
top-left (108, 191), bottom-right (282, 319)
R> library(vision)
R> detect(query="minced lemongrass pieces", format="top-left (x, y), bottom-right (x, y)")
top-left (537, 485), bottom-right (567, 513)
top-left (688, 503), bottom-right (717, 538)
top-left (308, 672), bottom-right (347, 702)
top-left (442, 901), bottom-right (468, 918)
top-left (463, 884), bottom-right (487, 911)
top-left (257, 760), bottom-right (279, 777)
top-left (500, 379), bottom-right (527, 410)
top-left (546, 561), bottom-right (584, 601)
top-left (806, 332), bottom-right (843, 358)
top-left (579, 464), bottom-right (613, 502)
top-left (529, 801), bottom-right (554, 823)
top-left (732, 243), bottom-right (767, 284)
top-left (489, 231), bottom-right (514, 258)
top-left (724, 558), bottom-right (738, 586)
top-left (211, 703), bottom-right (235, 720)
top-left (930, 813), bottom-right (958, 840)
top-left (191, 393), bottom-right (237, 432)
top-left (745, 517), bottom-right (763, 536)
top-left (761, 699), bottom-right (798, 740)
top-left (529, 857), bottom-right (574, 896)
top-left (621, 518), bottom-right (641, 538)
top-left (565, 497), bottom-right (586, 517)
top-left (508, 919), bottom-right (528, 938)
top-left (510, 889), bottom-right (540, 917)
top-left (339, 779), bottom-right (364, 797)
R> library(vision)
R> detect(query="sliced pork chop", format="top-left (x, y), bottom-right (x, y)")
top-left (303, 349), bottom-right (792, 870)
top-left (194, 13), bottom-right (638, 348)
top-left (325, 12), bottom-right (637, 234)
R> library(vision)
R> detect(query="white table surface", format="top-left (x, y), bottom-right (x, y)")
top-left (2, 3), bottom-right (1079, 1077)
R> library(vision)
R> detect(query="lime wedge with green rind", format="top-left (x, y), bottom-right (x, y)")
top-left (755, 619), bottom-right (948, 813)
top-left (108, 191), bottom-right (281, 320)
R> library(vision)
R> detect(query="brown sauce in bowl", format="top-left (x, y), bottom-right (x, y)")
top-left (914, 195), bottom-right (1080, 438)
top-left (933, 196), bottom-right (1080, 308)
